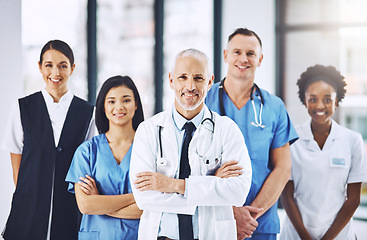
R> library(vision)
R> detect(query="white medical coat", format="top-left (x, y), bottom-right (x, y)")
top-left (281, 120), bottom-right (367, 240)
top-left (130, 105), bottom-right (252, 240)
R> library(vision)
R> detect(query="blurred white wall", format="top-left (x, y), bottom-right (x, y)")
top-left (222, 0), bottom-right (276, 94)
top-left (0, 0), bottom-right (22, 233)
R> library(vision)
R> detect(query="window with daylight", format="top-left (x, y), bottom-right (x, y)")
top-left (22, 0), bottom-right (88, 100)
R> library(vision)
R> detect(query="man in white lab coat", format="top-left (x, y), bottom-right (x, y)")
top-left (130, 48), bottom-right (252, 240)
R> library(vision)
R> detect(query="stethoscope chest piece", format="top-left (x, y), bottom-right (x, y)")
top-left (251, 121), bottom-right (265, 129)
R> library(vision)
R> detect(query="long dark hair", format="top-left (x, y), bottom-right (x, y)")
top-left (95, 75), bottom-right (144, 134)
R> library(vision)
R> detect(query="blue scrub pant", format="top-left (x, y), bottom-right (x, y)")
top-left (244, 233), bottom-right (277, 240)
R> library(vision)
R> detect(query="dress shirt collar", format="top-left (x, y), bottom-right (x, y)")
top-left (172, 106), bottom-right (204, 131)
top-left (41, 89), bottom-right (74, 108)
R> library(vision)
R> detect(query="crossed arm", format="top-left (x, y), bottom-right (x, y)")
top-left (134, 160), bottom-right (243, 194)
top-left (75, 175), bottom-right (142, 219)
top-left (134, 160), bottom-right (254, 238)
top-left (131, 124), bottom-right (251, 213)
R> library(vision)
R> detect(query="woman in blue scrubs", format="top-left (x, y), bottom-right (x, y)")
top-left (66, 75), bottom-right (144, 240)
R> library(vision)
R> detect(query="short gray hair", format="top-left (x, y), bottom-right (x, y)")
top-left (170, 48), bottom-right (212, 74)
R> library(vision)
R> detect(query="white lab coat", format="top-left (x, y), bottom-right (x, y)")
top-left (130, 105), bottom-right (252, 240)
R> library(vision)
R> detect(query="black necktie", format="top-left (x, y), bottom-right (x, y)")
top-left (178, 122), bottom-right (196, 240)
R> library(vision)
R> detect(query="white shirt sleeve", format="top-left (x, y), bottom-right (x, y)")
top-left (1, 101), bottom-right (23, 154)
top-left (347, 132), bottom-right (367, 183)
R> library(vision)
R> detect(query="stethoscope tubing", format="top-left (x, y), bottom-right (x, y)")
top-left (158, 110), bottom-right (215, 159)
top-left (219, 78), bottom-right (265, 128)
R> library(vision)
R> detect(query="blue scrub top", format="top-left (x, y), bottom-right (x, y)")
top-left (66, 134), bottom-right (139, 240)
top-left (206, 82), bottom-right (298, 234)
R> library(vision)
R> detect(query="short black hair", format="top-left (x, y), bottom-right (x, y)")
top-left (228, 28), bottom-right (262, 48)
top-left (95, 75), bottom-right (144, 134)
top-left (297, 64), bottom-right (347, 105)
top-left (40, 40), bottom-right (74, 65)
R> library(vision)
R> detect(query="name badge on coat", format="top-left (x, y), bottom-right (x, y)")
top-left (329, 157), bottom-right (346, 168)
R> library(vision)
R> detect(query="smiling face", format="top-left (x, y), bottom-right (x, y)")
top-left (224, 34), bottom-right (263, 82)
top-left (39, 49), bottom-right (74, 95)
top-left (104, 85), bottom-right (137, 128)
top-left (305, 81), bottom-right (338, 127)
top-left (169, 55), bottom-right (213, 118)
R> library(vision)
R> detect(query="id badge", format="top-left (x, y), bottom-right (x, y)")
top-left (330, 157), bottom-right (346, 168)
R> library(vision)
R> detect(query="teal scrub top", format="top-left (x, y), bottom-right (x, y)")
top-left (205, 82), bottom-right (298, 234)
top-left (66, 134), bottom-right (139, 240)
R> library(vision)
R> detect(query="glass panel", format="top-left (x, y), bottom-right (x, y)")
top-left (339, 27), bottom-right (367, 95)
top-left (286, 0), bottom-right (339, 25)
top-left (339, 0), bottom-right (367, 23)
top-left (22, 0), bottom-right (88, 99)
top-left (286, 0), bottom-right (367, 25)
top-left (163, 0), bottom-right (213, 109)
top-left (97, 0), bottom-right (155, 117)
top-left (285, 31), bottom-right (340, 125)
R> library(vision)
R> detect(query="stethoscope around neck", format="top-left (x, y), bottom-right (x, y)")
top-left (157, 110), bottom-right (215, 167)
top-left (219, 78), bottom-right (265, 129)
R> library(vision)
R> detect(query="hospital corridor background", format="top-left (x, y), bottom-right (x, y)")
top-left (1, 0), bottom-right (367, 239)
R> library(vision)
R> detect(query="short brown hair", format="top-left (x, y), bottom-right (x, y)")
top-left (228, 28), bottom-right (262, 48)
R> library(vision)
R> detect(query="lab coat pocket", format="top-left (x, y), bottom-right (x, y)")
top-left (215, 219), bottom-right (236, 240)
top-left (78, 231), bottom-right (100, 240)
top-left (205, 157), bottom-right (222, 175)
top-left (156, 156), bottom-right (176, 178)
top-left (329, 155), bottom-right (350, 184)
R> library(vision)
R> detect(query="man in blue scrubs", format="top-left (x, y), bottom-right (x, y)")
top-left (206, 28), bottom-right (298, 240)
